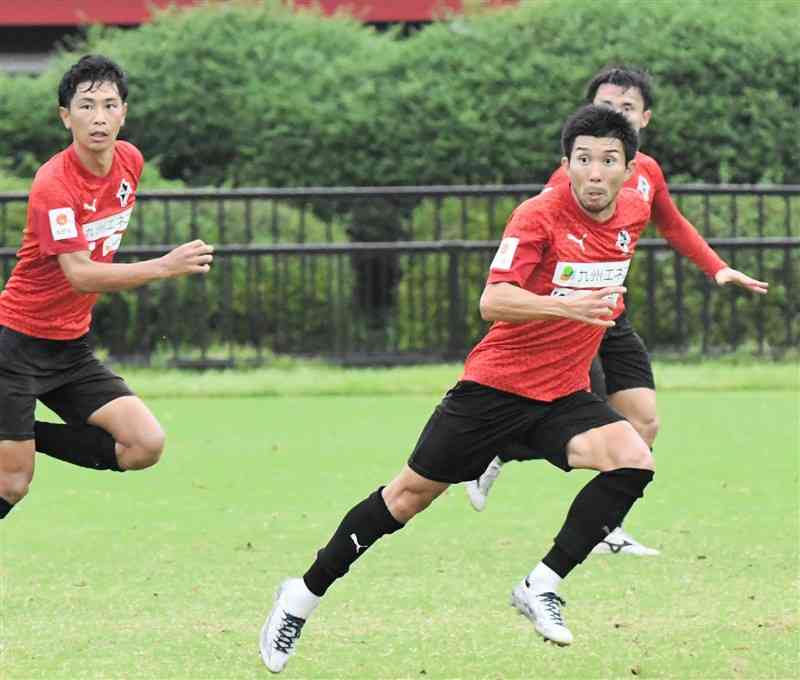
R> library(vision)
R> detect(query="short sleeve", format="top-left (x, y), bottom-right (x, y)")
top-left (28, 181), bottom-right (89, 256)
top-left (131, 144), bottom-right (145, 181)
top-left (487, 203), bottom-right (550, 287)
top-left (544, 165), bottom-right (569, 189)
top-left (117, 140), bottom-right (145, 184)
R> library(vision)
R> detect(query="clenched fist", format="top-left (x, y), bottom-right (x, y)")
top-left (160, 240), bottom-right (214, 277)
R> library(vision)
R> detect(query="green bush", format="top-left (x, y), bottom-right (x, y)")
top-left (0, 0), bottom-right (796, 358)
top-left (1, 0), bottom-right (796, 187)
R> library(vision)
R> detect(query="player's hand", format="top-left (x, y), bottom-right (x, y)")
top-left (560, 286), bottom-right (626, 327)
top-left (160, 240), bottom-right (214, 277)
top-left (714, 267), bottom-right (768, 294)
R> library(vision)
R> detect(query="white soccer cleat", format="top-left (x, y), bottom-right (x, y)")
top-left (465, 456), bottom-right (504, 511)
top-left (260, 579), bottom-right (310, 673)
top-left (591, 526), bottom-right (660, 556)
top-left (511, 578), bottom-right (573, 646)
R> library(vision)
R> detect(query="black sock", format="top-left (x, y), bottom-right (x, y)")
top-left (303, 487), bottom-right (404, 597)
top-left (0, 496), bottom-right (14, 519)
top-left (34, 421), bottom-right (122, 471)
top-left (617, 449), bottom-right (654, 531)
top-left (544, 467), bottom-right (654, 577)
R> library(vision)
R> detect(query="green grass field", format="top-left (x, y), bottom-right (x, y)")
top-left (1, 363), bottom-right (798, 679)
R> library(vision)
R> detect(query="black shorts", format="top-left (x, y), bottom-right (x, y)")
top-left (407, 381), bottom-right (626, 483)
top-left (0, 325), bottom-right (134, 440)
top-left (589, 312), bottom-right (655, 398)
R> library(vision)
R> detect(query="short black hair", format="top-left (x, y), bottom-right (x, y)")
top-left (585, 65), bottom-right (654, 111)
top-left (58, 54), bottom-right (128, 108)
top-left (561, 104), bottom-right (639, 164)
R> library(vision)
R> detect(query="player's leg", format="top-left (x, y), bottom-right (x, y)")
top-left (0, 326), bottom-right (41, 518)
top-left (260, 381), bottom-right (528, 672)
top-left (598, 315), bottom-right (658, 447)
top-left (37, 352), bottom-right (163, 471)
top-left (0, 440), bottom-right (35, 519)
top-left (465, 352), bottom-right (610, 512)
top-left (593, 316), bottom-right (659, 555)
top-left (261, 466), bottom-right (449, 673)
top-left (511, 393), bottom-right (654, 644)
top-left (607, 387), bottom-right (658, 447)
top-left (87, 396), bottom-right (165, 470)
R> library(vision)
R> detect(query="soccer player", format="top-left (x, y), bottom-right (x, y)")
top-left (0, 54), bottom-right (214, 521)
top-left (465, 66), bottom-right (768, 556)
top-left (260, 105), bottom-right (657, 672)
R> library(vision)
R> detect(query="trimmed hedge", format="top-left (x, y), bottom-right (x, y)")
top-left (0, 0), bottom-right (796, 358)
top-left (0, 0), bottom-right (796, 187)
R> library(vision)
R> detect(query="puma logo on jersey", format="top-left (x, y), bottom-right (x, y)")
top-left (350, 533), bottom-right (368, 553)
top-left (83, 198), bottom-right (97, 212)
top-left (566, 233), bottom-right (587, 251)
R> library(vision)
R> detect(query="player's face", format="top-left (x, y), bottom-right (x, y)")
top-left (592, 83), bottom-right (651, 134)
top-left (562, 135), bottom-right (634, 221)
top-left (59, 81), bottom-right (127, 154)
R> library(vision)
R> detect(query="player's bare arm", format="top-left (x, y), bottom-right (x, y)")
top-left (479, 282), bottom-right (624, 327)
top-left (58, 239), bottom-right (214, 293)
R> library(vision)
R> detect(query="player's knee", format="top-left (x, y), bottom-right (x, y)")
top-left (632, 414), bottom-right (659, 448)
top-left (599, 422), bottom-right (655, 470)
top-left (0, 441), bottom-right (35, 503)
top-left (0, 471), bottom-right (33, 505)
top-left (385, 487), bottom-right (436, 523)
top-left (613, 440), bottom-right (655, 472)
top-left (120, 428), bottom-right (165, 470)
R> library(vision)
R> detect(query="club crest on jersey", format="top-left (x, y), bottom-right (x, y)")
top-left (637, 176), bottom-right (651, 202)
top-left (116, 178), bottom-right (133, 207)
top-left (616, 230), bottom-right (631, 253)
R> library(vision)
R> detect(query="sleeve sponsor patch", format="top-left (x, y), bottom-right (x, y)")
top-left (48, 207), bottom-right (78, 241)
top-left (490, 237), bottom-right (519, 271)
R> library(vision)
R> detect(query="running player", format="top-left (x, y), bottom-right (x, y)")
top-left (466, 66), bottom-right (767, 556)
top-left (0, 55), bottom-right (214, 521)
top-left (260, 105), bottom-right (656, 672)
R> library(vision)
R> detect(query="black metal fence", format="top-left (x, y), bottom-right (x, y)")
top-left (0, 184), bottom-right (797, 365)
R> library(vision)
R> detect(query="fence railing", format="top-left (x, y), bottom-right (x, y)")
top-left (2, 183), bottom-right (798, 248)
top-left (0, 184), bottom-right (797, 365)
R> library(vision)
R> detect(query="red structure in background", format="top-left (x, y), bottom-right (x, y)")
top-left (0, 1), bottom-right (200, 26)
top-left (291, 0), bottom-right (515, 22)
top-left (0, 1), bottom-right (516, 26)
top-left (0, 1), bottom-right (517, 73)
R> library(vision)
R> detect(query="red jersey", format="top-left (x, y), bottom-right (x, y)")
top-left (0, 141), bottom-right (144, 340)
top-left (546, 152), bottom-right (726, 277)
top-left (462, 183), bottom-right (650, 401)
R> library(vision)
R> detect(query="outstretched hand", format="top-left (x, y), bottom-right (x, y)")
top-left (714, 267), bottom-right (768, 294)
top-left (161, 240), bottom-right (214, 277)
top-left (561, 286), bottom-right (626, 327)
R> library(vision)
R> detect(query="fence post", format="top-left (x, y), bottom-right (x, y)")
top-left (447, 244), bottom-right (464, 358)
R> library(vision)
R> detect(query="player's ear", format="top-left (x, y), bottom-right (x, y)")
top-left (640, 109), bottom-right (652, 129)
top-left (120, 101), bottom-right (128, 127)
top-left (560, 156), bottom-right (569, 170)
top-left (58, 106), bottom-right (71, 130)
top-left (624, 158), bottom-right (636, 181)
